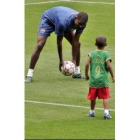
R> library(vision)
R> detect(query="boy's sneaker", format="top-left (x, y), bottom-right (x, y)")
top-left (87, 112), bottom-right (95, 117)
top-left (25, 76), bottom-right (32, 83)
top-left (104, 113), bottom-right (112, 119)
top-left (72, 73), bottom-right (85, 79)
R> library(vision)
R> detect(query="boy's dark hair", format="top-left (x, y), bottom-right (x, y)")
top-left (95, 35), bottom-right (107, 47)
top-left (77, 12), bottom-right (88, 24)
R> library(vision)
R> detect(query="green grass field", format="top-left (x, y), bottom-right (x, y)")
top-left (25, 0), bottom-right (115, 139)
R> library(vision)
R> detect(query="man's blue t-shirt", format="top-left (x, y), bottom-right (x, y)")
top-left (43, 6), bottom-right (85, 36)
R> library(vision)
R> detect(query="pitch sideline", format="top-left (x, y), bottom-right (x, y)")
top-left (25, 100), bottom-right (115, 112)
top-left (25, 0), bottom-right (115, 6)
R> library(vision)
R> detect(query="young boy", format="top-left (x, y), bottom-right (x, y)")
top-left (85, 35), bottom-right (115, 119)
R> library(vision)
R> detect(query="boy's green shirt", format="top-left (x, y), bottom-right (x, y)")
top-left (89, 50), bottom-right (111, 88)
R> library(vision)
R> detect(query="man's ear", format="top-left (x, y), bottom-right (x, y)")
top-left (105, 43), bottom-right (107, 46)
top-left (74, 16), bottom-right (77, 20)
top-left (74, 16), bottom-right (77, 23)
top-left (95, 43), bottom-right (97, 46)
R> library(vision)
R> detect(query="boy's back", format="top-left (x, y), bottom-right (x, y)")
top-left (89, 50), bottom-right (111, 88)
top-left (85, 35), bottom-right (115, 119)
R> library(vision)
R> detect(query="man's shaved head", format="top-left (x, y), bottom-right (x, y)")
top-left (77, 12), bottom-right (88, 25)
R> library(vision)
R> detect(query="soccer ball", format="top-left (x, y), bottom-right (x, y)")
top-left (61, 61), bottom-right (75, 76)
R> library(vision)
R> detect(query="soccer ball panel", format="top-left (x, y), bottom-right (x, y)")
top-left (61, 61), bottom-right (75, 76)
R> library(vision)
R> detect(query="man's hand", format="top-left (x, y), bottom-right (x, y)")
top-left (59, 61), bottom-right (64, 71)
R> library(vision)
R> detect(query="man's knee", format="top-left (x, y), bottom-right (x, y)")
top-left (78, 41), bottom-right (81, 48)
top-left (36, 39), bottom-right (46, 52)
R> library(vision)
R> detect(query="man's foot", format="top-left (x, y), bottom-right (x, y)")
top-left (25, 76), bottom-right (32, 83)
top-left (72, 73), bottom-right (85, 79)
top-left (87, 112), bottom-right (95, 117)
top-left (104, 113), bottom-right (112, 119)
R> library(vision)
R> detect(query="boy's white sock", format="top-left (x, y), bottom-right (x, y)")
top-left (89, 110), bottom-right (94, 114)
top-left (74, 66), bottom-right (80, 74)
top-left (27, 69), bottom-right (34, 77)
top-left (104, 109), bottom-right (109, 115)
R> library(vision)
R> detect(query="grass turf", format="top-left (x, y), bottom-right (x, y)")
top-left (25, 0), bottom-right (115, 139)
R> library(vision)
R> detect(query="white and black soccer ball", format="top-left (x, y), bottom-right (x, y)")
top-left (61, 61), bottom-right (75, 76)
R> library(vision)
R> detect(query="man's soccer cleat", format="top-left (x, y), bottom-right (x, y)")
top-left (104, 113), bottom-right (112, 119)
top-left (25, 76), bottom-right (32, 83)
top-left (87, 112), bottom-right (95, 117)
top-left (72, 73), bottom-right (85, 79)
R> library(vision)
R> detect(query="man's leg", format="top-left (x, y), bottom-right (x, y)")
top-left (75, 41), bottom-right (81, 66)
top-left (64, 31), bottom-right (80, 65)
top-left (64, 31), bottom-right (84, 78)
top-left (25, 36), bottom-right (47, 82)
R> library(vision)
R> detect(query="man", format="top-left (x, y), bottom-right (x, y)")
top-left (25, 6), bottom-right (88, 82)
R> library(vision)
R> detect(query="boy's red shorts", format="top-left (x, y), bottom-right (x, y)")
top-left (87, 87), bottom-right (111, 100)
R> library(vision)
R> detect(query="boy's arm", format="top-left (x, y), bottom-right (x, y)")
top-left (85, 56), bottom-right (90, 80)
top-left (106, 60), bottom-right (115, 83)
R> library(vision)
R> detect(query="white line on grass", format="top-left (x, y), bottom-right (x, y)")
top-left (25, 0), bottom-right (115, 6)
top-left (25, 0), bottom-right (61, 5)
top-left (25, 100), bottom-right (115, 111)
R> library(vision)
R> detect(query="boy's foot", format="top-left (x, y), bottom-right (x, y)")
top-left (25, 76), bottom-right (32, 83)
top-left (104, 113), bottom-right (112, 119)
top-left (72, 73), bottom-right (85, 79)
top-left (87, 112), bottom-right (95, 117)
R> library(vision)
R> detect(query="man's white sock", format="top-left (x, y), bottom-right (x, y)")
top-left (27, 69), bottom-right (34, 77)
top-left (74, 66), bottom-right (80, 74)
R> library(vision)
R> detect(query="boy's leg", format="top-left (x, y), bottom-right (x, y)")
top-left (97, 87), bottom-right (112, 119)
top-left (103, 99), bottom-right (112, 119)
top-left (88, 100), bottom-right (96, 117)
top-left (87, 87), bottom-right (97, 117)
top-left (103, 98), bottom-right (109, 110)
top-left (91, 100), bottom-right (96, 110)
